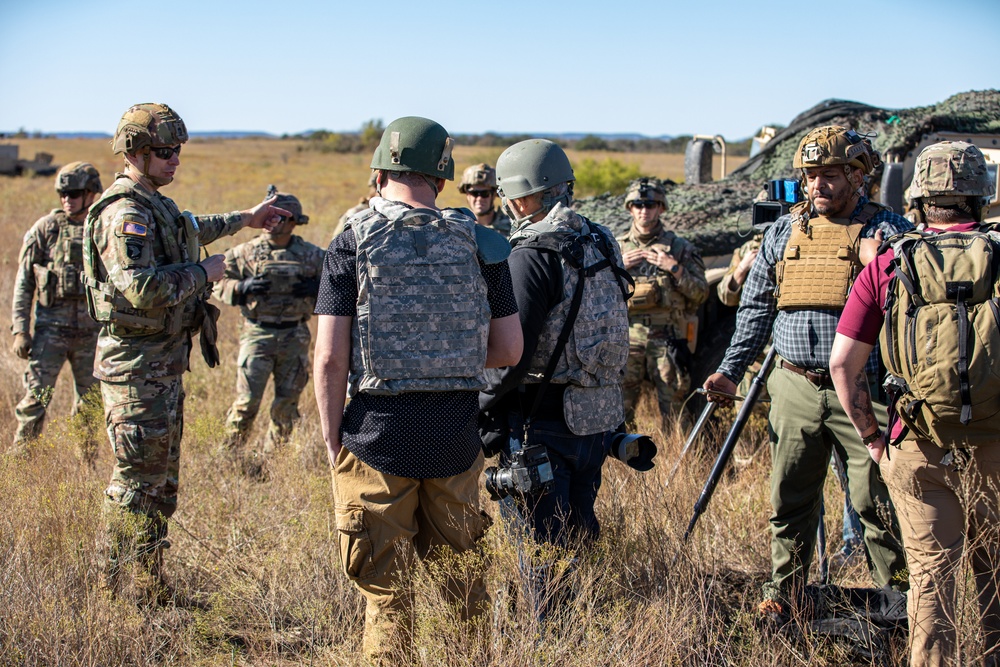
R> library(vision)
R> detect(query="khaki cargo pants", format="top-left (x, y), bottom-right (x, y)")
top-left (332, 447), bottom-right (490, 663)
top-left (880, 439), bottom-right (1000, 667)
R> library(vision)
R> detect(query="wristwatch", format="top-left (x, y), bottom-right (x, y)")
top-left (862, 429), bottom-right (883, 446)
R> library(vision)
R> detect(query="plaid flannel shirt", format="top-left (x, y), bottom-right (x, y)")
top-left (717, 198), bottom-right (913, 384)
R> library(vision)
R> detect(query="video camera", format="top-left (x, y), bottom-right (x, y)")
top-left (484, 443), bottom-right (555, 501)
top-left (604, 428), bottom-right (657, 471)
top-left (751, 179), bottom-right (802, 231)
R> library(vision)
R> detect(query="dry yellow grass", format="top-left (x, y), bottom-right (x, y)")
top-left (0, 138), bottom-right (960, 666)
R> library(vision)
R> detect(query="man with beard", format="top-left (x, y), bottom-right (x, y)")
top-left (702, 125), bottom-right (910, 622)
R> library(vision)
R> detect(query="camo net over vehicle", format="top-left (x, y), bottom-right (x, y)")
top-left (574, 90), bottom-right (1000, 257)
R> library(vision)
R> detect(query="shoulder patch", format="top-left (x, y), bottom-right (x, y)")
top-left (120, 219), bottom-right (148, 237)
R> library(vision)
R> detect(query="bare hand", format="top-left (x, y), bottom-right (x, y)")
top-left (622, 248), bottom-right (645, 270)
top-left (646, 248), bottom-right (680, 274)
top-left (860, 230), bottom-right (885, 266)
top-left (244, 195), bottom-right (292, 231)
top-left (868, 433), bottom-right (886, 464)
top-left (703, 373), bottom-right (738, 407)
top-left (199, 254), bottom-right (226, 282)
top-left (326, 439), bottom-right (342, 467)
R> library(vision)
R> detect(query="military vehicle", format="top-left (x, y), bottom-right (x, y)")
top-left (0, 144), bottom-right (58, 176)
top-left (574, 89), bottom-right (1000, 392)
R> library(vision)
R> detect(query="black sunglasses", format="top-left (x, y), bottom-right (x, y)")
top-left (466, 189), bottom-right (494, 198)
top-left (630, 201), bottom-right (660, 210)
top-left (151, 145), bottom-right (182, 160)
top-left (58, 189), bottom-right (85, 199)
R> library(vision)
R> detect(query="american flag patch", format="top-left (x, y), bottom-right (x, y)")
top-left (121, 220), bottom-right (147, 237)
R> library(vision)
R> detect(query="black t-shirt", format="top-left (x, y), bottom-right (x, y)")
top-left (315, 226), bottom-right (518, 479)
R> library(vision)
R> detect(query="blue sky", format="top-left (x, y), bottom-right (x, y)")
top-left (1, 0), bottom-right (997, 139)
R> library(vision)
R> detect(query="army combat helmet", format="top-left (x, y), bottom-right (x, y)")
top-left (495, 139), bottom-right (575, 226)
top-left (55, 161), bottom-right (102, 195)
top-left (264, 184), bottom-right (309, 224)
top-left (907, 141), bottom-right (996, 222)
top-left (624, 177), bottom-right (667, 210)
top-left (113, 103), bottom-right (188, 184)
top-left (458, 163), bottom-right (497, 193)
top-left (370, 116), bottom-right (455, 180)
top-left (793, 125), bottom-right (880, 175)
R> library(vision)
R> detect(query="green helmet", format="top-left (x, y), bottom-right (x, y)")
top-left (907, 141), bottom-right (995, 206)
top-left (55, 161), bottom-right (102, 194)
top-left (370, 116), bottom-right (455, 180)
top-left (459, 163), bottom-right (497, 193)
top-left (112, 103), bottom-right (188, 155)
top-left (495, 139), bottom-right (574, 201)
top-left (624, 177), bottom-right (667, 209)
top-left (793, 125), bottom-right (879, 175)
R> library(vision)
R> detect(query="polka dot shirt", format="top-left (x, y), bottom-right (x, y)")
top-left (315, 226), bottom-right (518, 479)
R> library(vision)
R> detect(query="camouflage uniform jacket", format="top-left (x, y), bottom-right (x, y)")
top-left (717, 234), bottom-right (763, 307)
top-left (12, 209), bottom-right (96, 335)
top-left (87, 175), bottom-right (247, 381)
top-left (213, 234), bottom-right (325, 323)
top-left (616, 225), bottom-right (708, 335)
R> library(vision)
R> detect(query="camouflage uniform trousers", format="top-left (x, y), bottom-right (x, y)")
top-left (14, 325), bottom-right (99, 447)
top-left (622, 320), bottom-right (691, 425)
top-left (224, 321), bottom-right (310, 452)
top-left (100, 375), bottom-right (184, 584)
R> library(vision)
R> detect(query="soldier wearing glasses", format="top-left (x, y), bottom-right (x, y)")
top-left (616, 177), bottom-right (707, 427)
top-left (214, 189), bottom-right (325, 464)
top-left (84, 102), bottom-right (287, 599)
top-left (459, 162), bottom-right (512, 238)
top-left (10, 162), bottom-right (103, 453)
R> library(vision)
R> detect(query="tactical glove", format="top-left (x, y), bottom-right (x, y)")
top-left (292, 276), bottom-right (321, 298)
top-left (11, 332), bottom-right (31, 360)
top-left (235, 275), bottom-right (271, 304)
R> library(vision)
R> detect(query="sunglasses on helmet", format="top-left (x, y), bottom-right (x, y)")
top-left (151, 145), bottom-right (182, 160)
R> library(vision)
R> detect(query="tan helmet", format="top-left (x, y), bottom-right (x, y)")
top-left (458, 163), bottom-right (497, 193)
top-left (624, 177), bottom-right (667, 210)
top-left (55, 161), bottom-right (102, 194)
top-left (265, 185), bottom-right (308, 224)
top-left (793, 125), bottom-right (880, 175)
top-left (112, 103), bottom-right (188, 155)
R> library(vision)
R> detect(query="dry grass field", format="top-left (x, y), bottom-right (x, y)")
top-left (0, 138), bottom-right (953, 666)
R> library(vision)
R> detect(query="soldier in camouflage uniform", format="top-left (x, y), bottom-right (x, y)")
top-left (10, 162), bottom-right (103, 452)
top-left (214, 189), bottom-right (324, 459)
top-left (616, 178), bottom-right (708, 427)
top-left (84, 103), bottom-right (287, 598)
top-left (458, 162), bottom-right (512, 238)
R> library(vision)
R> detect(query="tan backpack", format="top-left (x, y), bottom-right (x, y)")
top-left (880, 226), bottom-right (1000, 448)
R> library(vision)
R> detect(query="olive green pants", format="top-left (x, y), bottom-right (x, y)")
top-left (763, 363), bottom-right (907, 602)
top-left (332, 447), bottom-right (490, 663)
top-left (881, 439), bottom-right (1000, 667)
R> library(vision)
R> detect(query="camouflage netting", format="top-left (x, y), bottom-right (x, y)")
top-left (574, 89), bottom-right (1000, 257)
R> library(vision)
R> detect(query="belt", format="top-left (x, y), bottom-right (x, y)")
top-left (247, 318), bottom-right (303, 330)
top-left (779, 359), bottom-right (832, 387)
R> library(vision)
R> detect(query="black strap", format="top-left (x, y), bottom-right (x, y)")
top-left (523, 228), bottom-right (632, 425)
top-left (955, 295), bottom-right (973, 424)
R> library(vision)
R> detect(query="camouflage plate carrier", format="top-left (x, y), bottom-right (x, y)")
top-left (348, 198), bottom-right (491, 396)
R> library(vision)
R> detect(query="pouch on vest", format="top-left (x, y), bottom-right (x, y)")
top-left (629, 279), bottom-right (661, 311)
top-left (879, 227), bottom-right (1000, 449)
top-left (33, 265), bottom-right (56, 307)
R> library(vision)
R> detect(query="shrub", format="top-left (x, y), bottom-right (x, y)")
top-left (573, 158), bottom-right (643, 198)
